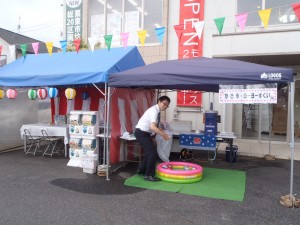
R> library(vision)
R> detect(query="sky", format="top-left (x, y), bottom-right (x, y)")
top-left (0, 0), bottom-right (64, 45)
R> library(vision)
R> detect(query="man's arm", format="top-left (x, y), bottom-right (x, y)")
top-left (150, 122), bottom-right (170, 140)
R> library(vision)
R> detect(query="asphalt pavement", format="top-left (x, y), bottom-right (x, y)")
top-left (0, 149), bottom-right (299, 225)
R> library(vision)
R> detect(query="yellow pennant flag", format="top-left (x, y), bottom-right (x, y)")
top-left (137, 30), bottom-right (147, 46)
top-left (46, 42), bottom-right (53, 56)
top-left (258, 8), bottom-right (272, 28)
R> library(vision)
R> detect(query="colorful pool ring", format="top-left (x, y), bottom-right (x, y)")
top-left (156, 170), bottom-right (202, 180)
top-left (156, 162), bottom-right (203, 184)
top-left (157, 162), bottom-right (202, 176)
top-left (158, 176), bottom-right (202, 184)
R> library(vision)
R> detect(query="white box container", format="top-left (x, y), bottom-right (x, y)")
top-left (82, 154), bottom-right (98, 174)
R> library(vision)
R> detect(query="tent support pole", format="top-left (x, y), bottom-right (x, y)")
top-left (222, 103), bottom-right (226, 133)
top-left (289, 81), bottom-right (295, 198)
top-left (106, 86), bottom-right (111, 181)
top-left (92, 83), bottom-right (105, 96)
top-left (93, 83), bottom-right (110, 181)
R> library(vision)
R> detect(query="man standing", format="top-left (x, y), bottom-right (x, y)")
top-left (134, 96), bottom-right (171, 181)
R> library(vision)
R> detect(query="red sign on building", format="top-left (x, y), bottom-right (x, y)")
top-left (178, 0), bottom-right (205, 59)
top-left (177, 90), bottom-right (202, 107)
top-left (177, 0), bottom-right (204, 107)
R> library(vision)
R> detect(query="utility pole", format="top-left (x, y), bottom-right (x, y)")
top-left (17, 16), bottom-right (21, 33)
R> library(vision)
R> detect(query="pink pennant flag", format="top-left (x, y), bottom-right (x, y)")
top-left (31, 42), bottom-right (39, 54)
top-left (121, 32), bottom-right (129, 48)
top-left (292, 3), bottom-right (300, 22)
top-left (235, 13), bottom-right (248, 32)
top-left (173, 24), bottom-right (184, 42)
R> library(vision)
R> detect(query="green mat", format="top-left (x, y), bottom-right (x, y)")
top-left (124, 167), bottom-right (246, 201)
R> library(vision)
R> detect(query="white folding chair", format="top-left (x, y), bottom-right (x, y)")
top-left (24, 129), bottom-right (41, 156)
top-left (41, 129), bottom-right (63, 157)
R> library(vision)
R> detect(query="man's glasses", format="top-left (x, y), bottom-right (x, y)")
top-left (162, 101), bottom-right (169, 107)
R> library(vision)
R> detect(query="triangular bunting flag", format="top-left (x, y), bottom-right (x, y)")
top-left (20, 44), bottom-right (27, 57)
top-left (214, 17), bottom-right (225, 35)
top-left (292, 3), bottom-right (300, 22)
top-left (9, 45), bottom-right (15, 58)
top-left (60, 40), bottom-right (67, 53)
top-left (121, 32), bottom-right (129, 48)
top-left (88, 37), bottom-right (97, 52)
top-left (137, 30), bottom-right (147, 46)
top-left (73, 39), bottom-right (81, 53)
top-left (155, 27), bottom-right (165, 45)
top-left (235, 13), bottom-right (248, 32)
top-left (31, 42), bottom-right (39, 54)
top-left (0, 45), bottom-right (2, 56)
top-left (104, 35), bottom-right (113, 50)
top-left (173, 24), bottom-right (184, 42)
top-left (258, 8), bottom-right (272, 28)
top-left (46, 42), bottom-right (53, 56)
top-left (193, 21), bottom-right (205, 39)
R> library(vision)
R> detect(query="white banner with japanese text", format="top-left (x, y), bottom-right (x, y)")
top-left (219, 88), bottom-right (277, 104)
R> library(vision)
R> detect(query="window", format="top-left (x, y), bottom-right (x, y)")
top-left (144, 0), bottom-right (163, 44)
top-left (88, 0), bottom-right (104, 40)
top-left (237, 0), bottom-right (299, 27)
top-left (233, 86), bottom-right (291, 142)
top-left (237, 0), bottom-right (262, 26)
top-left (88, 0), bottom-right (163, 46)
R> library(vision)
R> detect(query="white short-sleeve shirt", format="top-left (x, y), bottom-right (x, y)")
top-left (135, 104), bottom-right (159, 133)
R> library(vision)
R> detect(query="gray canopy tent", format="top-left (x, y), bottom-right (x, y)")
top-left (108, 57), bottom-right (296, 202)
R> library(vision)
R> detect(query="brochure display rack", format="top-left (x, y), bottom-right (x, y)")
top-left (67, 111), bottom-right (99, 174)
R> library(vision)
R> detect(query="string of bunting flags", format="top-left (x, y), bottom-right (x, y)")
top-left (0, 3), bottom-right (300, 57)
top-left (0, 27), bottom-right (166, 57)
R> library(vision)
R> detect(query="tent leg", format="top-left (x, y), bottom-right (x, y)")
top-left (106, 86), bottom-right (111, 181)
top-left (93, 83), bottom-right (110, 181)
top-left (289, 82), bottom-right (295, 199)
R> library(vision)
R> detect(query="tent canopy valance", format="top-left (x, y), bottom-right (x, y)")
top-left (0, 46), bottom-right (145, 87)
top-left (108, 57), bottom-right (294, 91)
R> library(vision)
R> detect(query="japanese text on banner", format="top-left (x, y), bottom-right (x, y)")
top-left (66, 0), bottom-right (83, 41)
top-left (219, 88), bottom-right (277, 104)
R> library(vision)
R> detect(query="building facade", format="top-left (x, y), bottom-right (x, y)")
top-left (68, 0), bottom-right (300, 159)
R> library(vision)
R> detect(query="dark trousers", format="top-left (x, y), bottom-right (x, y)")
top-left (134, 128), bottom-right (157, 177)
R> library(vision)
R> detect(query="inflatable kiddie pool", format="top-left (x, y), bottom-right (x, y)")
top-left (156, 162), bottom-right (203, 184)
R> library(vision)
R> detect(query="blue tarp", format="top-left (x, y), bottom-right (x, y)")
top-left (0, 46), bottom-right (144, 87)
top-left (109, 57), bottom-right (295, 92)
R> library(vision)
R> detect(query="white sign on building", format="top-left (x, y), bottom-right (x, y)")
top-left (219, 88), bottom-right (277, 104)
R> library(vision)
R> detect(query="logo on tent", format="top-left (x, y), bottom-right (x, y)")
top-left (260, 72), bottom-right (282, 80)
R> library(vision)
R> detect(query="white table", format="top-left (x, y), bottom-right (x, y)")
top-left (119, 135), bottom-right (142, 166)
top-left (20, 124), bottom-right (69, 157)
